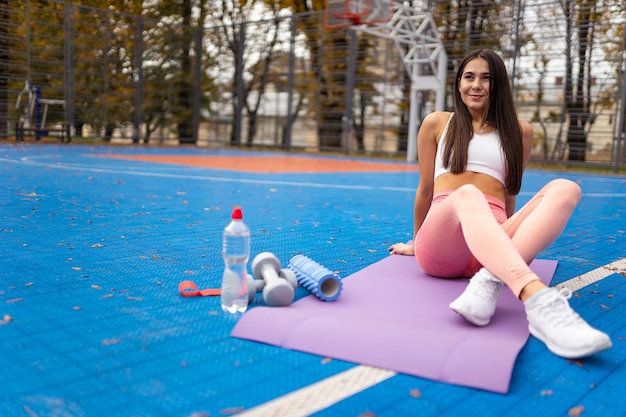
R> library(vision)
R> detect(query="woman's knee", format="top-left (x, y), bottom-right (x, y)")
top-left (547, 179), bottom-right (582, 207)
top-left (455, 183), bottom-right (483, 199)
top-left (453, 184), bottom-right (487, 207)
top-left (446, 185), bottom-right (496, 221)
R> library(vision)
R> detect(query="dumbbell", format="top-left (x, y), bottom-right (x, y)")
top-left (248, 252), bottom-right (297, 307)
top-left (246, 269), bottom-right (297, 304)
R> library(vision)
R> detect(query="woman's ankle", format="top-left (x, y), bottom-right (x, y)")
top-left (518, 279), bottom-right (547, 302)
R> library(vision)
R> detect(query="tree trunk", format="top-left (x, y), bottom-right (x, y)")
top-left (177, 0), bottom-right (194, 144)
top-left (566, 0), bottom-right (594, 162)
top-left (353, 90), bottom-right (365, 151)
top-left (246, 112), bottom-right (257, 147)
top-left (317, 34), bottom-right (347, 149)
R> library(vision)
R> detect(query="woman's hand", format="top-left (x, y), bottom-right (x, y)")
top-left (388, 242), bottom-right (414, 256)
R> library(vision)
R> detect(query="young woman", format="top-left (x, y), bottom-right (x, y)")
top-left (388, 48), bottom-right (611, 359)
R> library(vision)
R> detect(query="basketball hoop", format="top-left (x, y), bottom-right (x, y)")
top-left (331, 11), bottom-right (368, 26)
top-left (324, 0), bottom-right (393, 29)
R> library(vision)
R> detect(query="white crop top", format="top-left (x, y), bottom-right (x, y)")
top-left (433, 114), bottom-right (506, 186)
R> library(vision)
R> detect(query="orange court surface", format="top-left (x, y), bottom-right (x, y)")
top-left (101, 153), bottom-right (421, 173)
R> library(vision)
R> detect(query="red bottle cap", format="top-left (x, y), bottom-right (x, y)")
top-left (232, 206), bottom-right (243, 220)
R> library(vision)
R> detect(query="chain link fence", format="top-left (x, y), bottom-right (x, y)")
top-left (1, 1), bottom-right (624, 170)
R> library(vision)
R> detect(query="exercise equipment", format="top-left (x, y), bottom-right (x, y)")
top-left (250, 252), bottom-right (297, 307)
top-left (288, 255), bottom-right (342, 301)
top-left (15, 81), bottom-right (69, 141)
top-left (178, 280), bottom-right (221, 297)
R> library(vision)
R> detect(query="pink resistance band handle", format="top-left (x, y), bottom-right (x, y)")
top-left (178, 280), bottom-right (221, 297)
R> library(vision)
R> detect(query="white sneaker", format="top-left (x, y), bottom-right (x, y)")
top-left (525, 288), bottom-right (612, 359)
top-left (449, 268), bottom-right (503, 326)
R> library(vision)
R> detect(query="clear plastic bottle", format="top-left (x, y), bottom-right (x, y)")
top-left (220, 206), bottom-right (250, 313)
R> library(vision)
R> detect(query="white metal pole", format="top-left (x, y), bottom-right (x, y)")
top-left (437, 47), bottom-right (447, 111)
top-left (406, 62), bottom-right (419, 162)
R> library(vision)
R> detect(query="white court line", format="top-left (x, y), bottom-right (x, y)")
top-left (1, 154), bottom-right (625, 197)
top-left (555, 258), bottom-right (626, 292)
top-left (237, 259), bottom-right (626, 417)
top-left (236, 365), bottom-right (396, 417)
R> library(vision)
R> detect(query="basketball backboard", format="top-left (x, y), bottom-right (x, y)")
top-left (324, 0), bottom-right (394, 29)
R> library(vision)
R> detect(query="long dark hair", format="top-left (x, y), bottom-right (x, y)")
top-left (443, 49), bottom-right (524, 195)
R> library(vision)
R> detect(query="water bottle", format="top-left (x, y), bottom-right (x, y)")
top-left (220, 206), bottom-right (250, 313)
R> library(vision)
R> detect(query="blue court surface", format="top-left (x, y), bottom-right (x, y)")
top-left (1, 143), bottom-right (624, 417)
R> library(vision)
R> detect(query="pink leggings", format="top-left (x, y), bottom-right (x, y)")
top-left (413, 179), bottom-right (582, 298)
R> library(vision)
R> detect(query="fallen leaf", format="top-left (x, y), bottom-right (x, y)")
top-left (101, 338), bottom-right (121, 346)
top-left (568, 359), bottom-right (585, 367)
top-left (321, 357), bottom-right (332, 364)
top-left (89, 243), bottom-right (104, 248)
top-left (600, 304), bottom-right (610, 310)
top-left (6, 298), bottom-right (23, 304)
top-left (91, 284), bottom-right (102, 290)
top-left (188, 412), bottom-right (209, 417)
top-left (409, 388), bottom-right (421, 398)
top-left (540, 389), bottom-right (554, 396)
top-left (127, 297), bottom-right (143, 301)
top-left (220, 407), bottom-right (245, 416)
top-left (568, 405), bottom-right (585, 417)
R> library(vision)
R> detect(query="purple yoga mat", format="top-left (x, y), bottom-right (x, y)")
top-left (231, 255), bottom-right (557, 393)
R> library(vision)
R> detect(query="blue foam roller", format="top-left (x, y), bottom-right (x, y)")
top-left (288, 255), bottom-right (342, 301)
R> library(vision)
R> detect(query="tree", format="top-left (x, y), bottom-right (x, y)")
top-left (351, 35), bottom-right (379, 151)
top-left (559, 0), bottom-right (620, 161)
top-left (208, 1), bottom-right (302, 147)
top-left (531, 53), bottom-right (553, 159)
top-left (12, 1), bottom-right (67, 133)
top-left (260, 0), bottom-right (351, 149)
top-left (146, 0), bottom-right (207, 144)
top-left (520, 0), bottom-right (564, 159)
top-left (431, 0), bottom-right (515, 79)
top-left (242, 11), bottom-right (285, 146)
top-left (208, 0), bottom-right (261, 146)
